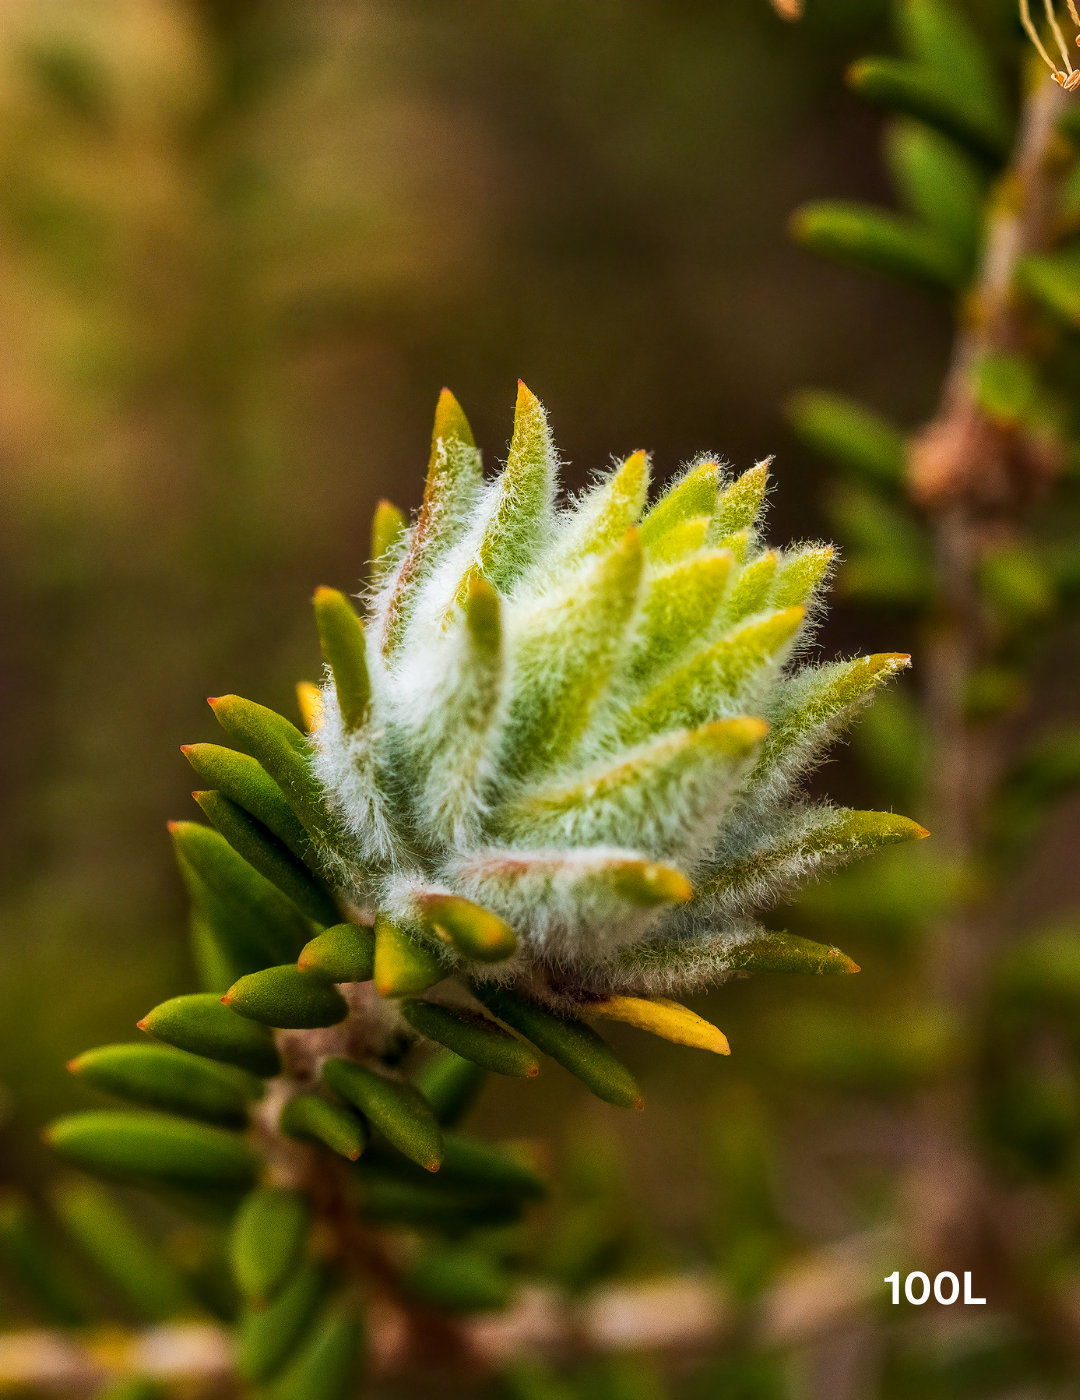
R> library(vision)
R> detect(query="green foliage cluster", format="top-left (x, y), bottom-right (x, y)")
top-left (770, 0), bottom-right (1080, 1392)
top-left (5, 367), bottom-right (922, 1395)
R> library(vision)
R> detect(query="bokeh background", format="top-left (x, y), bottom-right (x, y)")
top-left (5, 1), bottom-right (1074, 1395)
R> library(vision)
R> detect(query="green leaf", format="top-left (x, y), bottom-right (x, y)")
top-left (406, 1242), bottom-right (512, 1313)
top-left (357, 1178), bottom-right (523, 1229)
top-left (708, 461), bottom-right (770, 541)
top-left (181, 743), bottom-right (313, 866)
top-left (720, 552), bottom-right (778, 628)
top-left (642, 514), bottom-right (708, 565)
top-left (67, 1042), bottom-right (262, 1127)
top-left (51, 1180), bottom-right (192, 1322)
top-left (625, 551), bottom-right (733, 686)
top-left (322, 1058), bottom-right (444, 1171)
top-left (771, 547), bottom-right (834, 609)
top-left (505, 528), bottom-right (643, 774)
top-left (456, 381), bottom-right (555, 599)
top-left (370, 499), bottom-right (407, 577)
top-left (415, 892), bottom-right (517, 963)
top-left (786, 390), bottom-right (906, 485)
top-left (979, 544), bottom-right (1055, 624)
top-left (46, 1111), bottom-right (259, 1189)
top-left (138, 993), bottom-right (281, 1078)
top-left (384, 388), bottom-right (483, 649)
top-left (236, 1258), bottom-right (328, 1383)
top-left (698, 809), bottom-right (928, 908)
top-left (189, 908), bottom-right (243, 996)
top-left (193, 791), bottom-right (337, 927)
top-left (751, 652), bottom-right (912, 789)
top-left (450, 850), bottom-right (692, 948)
top-left (414, 1052), bottom-right (487, 1127)
top-left (1018, 251), bottom-right (1080, 325)
top-left (791, 199), bottom-right (965, 294)
top-left (470, 985), bottom-right (643, 1110)
top-left (639, 459), bottom-right (718, 552)
top-left (313, 588), bottom-right (370, 734)
top-left (719, 930), bottom-right (859, 975)
top-left (364, 1130), bottom-right (547, 1200)
top-left (436, 1132), bottom-right (547, 1199)
top-left (208, 695), bottom-right (338, 851)
top-left (223, 964), bottom-right (348, 1029)
top-left (973, 353), bottom-right (1040, 428)
top-left (546, 450), bottom-right (650, 572)
top-left (170, 820), bottom-right (311, 966)
top-left (618, 607), bottom-right (804, 745)
top-left (230, 1188), bottom-right (309, 1307)
top-left (846, 57), bottom-right (1009, 165)
top-left (410, 574), bottom-right (505, 848)
top-left (373, 913), bottom-right (447, 997)
top-left (279, 1096), bottom-right (369, 1161)
top-left (399, 999), bottom-right (539, 1077)
top-left (0, 1194), bottom-right (92, 1325)
top-left (887, 118), bottom-right (984, 267)
top-left (898, 0), bottom-right (1009, 140)
top-left (494, 717), bottom-right (767, 856)
top-left (298, 923), bottom-right (375, 983)
top-left (263, 1299), bottom-right (365, 1400)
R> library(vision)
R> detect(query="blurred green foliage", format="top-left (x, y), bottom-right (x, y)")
top-left (5, 1), bottom-right (1080, 1398)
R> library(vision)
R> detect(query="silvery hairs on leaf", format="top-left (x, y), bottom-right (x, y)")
top-left (311, 383), bottom-right (924, 999)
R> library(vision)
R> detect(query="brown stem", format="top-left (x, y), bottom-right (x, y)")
top-left (899, 72), bottom-right (1080, 1369)
top-left (912, 77), bottom-right (1072, 996)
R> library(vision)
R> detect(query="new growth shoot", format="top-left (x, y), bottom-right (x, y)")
top-left (1021, 0), bottom-right (1080, 88)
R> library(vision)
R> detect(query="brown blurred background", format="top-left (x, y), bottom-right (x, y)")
top-left (0, 0), bottom-right (981, 1282)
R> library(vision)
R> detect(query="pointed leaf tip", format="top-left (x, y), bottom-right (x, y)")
top-left (465, 572), bottom-right (502, 655)
top-left (635, 865), bottom-right (693, 905)
top-left (371, 500), bottom-right (407, 573)
top-left (419, 894), bottom-right (516, 963)
top-left (296, 680), bottom-right (323, 732)
top-left (588, 996), bottom-right (730, 1055)
top-left (314, 587), bottom-right (370, 733)
top-left (433, 387), bottom-right (475, 447)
